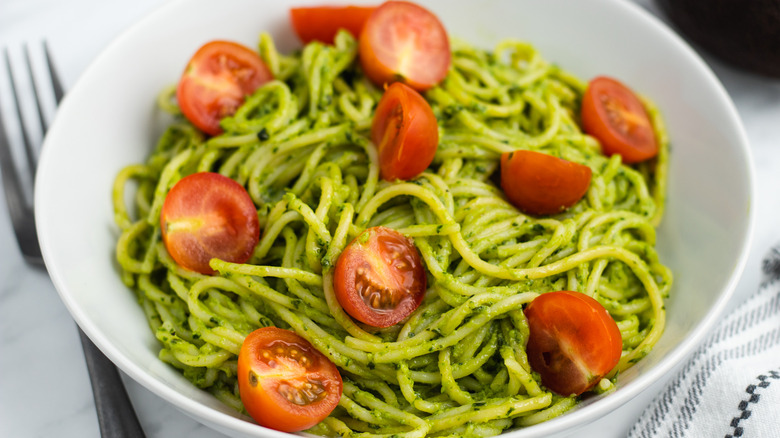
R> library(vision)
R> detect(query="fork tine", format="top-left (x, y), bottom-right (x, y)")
top-left (0, 54), bottom-right (43, 265)
top-left (0, 47), bottom-right (42, 264)
top-left (24, 43), bottom-right (49, 139)
top-left (44, 42), bottom-right (65, 105)
top-left (4, 48), bottom-right (38, 178)
top-left (0, 81), bottom-right (26, 224)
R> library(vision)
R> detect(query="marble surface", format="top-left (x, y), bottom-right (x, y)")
top-left (1, 0), bottom-right (778, 437)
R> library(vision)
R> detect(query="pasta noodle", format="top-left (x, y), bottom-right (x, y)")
top-left (113, 30), bottom-right (672, 436)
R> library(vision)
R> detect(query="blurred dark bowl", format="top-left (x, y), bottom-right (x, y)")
top-left (655, 0), bottom-right (780, 78)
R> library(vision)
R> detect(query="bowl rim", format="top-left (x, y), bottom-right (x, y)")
top-left (35, 0), bottom-right (756, 437)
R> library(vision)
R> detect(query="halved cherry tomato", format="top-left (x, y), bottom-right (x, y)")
top-left (524, 291), bottom-right (623, 396)
top-left (160, 172), bottom-right (259, 275)
top-left (581, 76), bottom-right (658, 164)
top-left (333, 226), bottom-right (426, 328)
top-left (176, 40), bottom-right (273, 136)
top-left (500, 150), bottom-right (592, 216)
top-left (371, 82), bottom-right (438, 181)
top-left (237, 327), bottom-right (343, 432)
top-left (290, 5), bottom-right (376, 44)
top-left (359, 1), bottom-right (451, 90)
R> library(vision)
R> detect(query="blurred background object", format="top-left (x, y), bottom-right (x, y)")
top-left (655, 0), bottom-right (780, 78)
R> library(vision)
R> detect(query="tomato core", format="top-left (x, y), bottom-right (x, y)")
top-left (256, 339), bottom-right (327, 405)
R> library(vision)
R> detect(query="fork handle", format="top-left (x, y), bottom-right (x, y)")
top-left (78, 327), bottom-right (147, 437)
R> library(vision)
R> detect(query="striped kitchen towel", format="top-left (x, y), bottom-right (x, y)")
top-left (629, 247), bottom-right (780, 438)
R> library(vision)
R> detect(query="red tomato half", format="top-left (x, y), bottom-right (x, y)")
top-left (333, 226), bottom-right (426, 328)
top-left (290, 5), bottom-right (376, 44)
top-left (581, 76), bottom-right (658, 164)
top-left (237, 327), bottom-right (343, 432)
top-left (359, 1), bottom-right (451, 90)
top-left (371, 82), bottom-right (439, 181)
top-left (176, 40), bottom-right (273, 136)
top-left (500, 150), bottom-right (592, 216)
top-left (160, 172), bottom-right (259, 275)
top-left (524, 291), bottom-right (623, 396)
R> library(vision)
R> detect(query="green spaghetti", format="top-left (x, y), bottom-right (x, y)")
top-left (113, 30), bottom-right (671, 437)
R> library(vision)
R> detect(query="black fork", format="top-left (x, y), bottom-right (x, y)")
top-left (0, 43), bottom-right (146, 438)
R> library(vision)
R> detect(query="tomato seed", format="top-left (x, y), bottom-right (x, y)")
top-left (277, 380), bottom-right (327, 406)
top-left (259, 343), bottom-right (315, 370)
top-left (356, 273), bottom-right (400, 310)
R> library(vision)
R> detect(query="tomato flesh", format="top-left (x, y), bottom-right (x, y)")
top-left (524, 291), bottom-right (623, 396)
top-left (238, 327), bottom-right (342, 432)
top-left (160, 172), bottom-right (259, 275)
top-left (581, 76), bottom-right (658, 163)
top-left (177, 40), bottom-right (273, 136)
top-left (500, 150), bottom-right (592, 216)
top-left (371, 82), bottom-right (439, 181)
top-left (359, 0), bottom-right (451, 90)
top-left (290, 5), bottom-right (376, 44)
top-left (333, 226), bottom-right (426, 327)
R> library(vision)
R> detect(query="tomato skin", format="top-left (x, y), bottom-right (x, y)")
top-left (581, 76), bottom-right (658, 164)
top-left (371, 82), bottom-right (439, 181)
top-left (290, 6), bottom-right (376, 44)
top-left (237, 327), bottom-right (342, 432)
top-left (500, 150), bottom-right (592, 216)
top-left (176, 40), bottom-right (273, 136)
top-left (524, 291), bottom-right (623, 396)
top-left (333, 226), bottom-right (426, 328)
top-left (359, 1), bottom-right (451, 91)
top-left (160, 172), bottom-right (259, 275)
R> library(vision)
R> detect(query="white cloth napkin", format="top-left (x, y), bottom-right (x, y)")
top-left (629, 247), bottom-right (780, 438)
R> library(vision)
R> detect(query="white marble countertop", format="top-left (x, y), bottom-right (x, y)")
top-left (1, 0), bottom-right (779, 437)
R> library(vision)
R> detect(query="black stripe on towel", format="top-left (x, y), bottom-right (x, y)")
top-left (724, 370), bottom-right (780, 438)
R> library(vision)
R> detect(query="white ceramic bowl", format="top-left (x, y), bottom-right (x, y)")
top-left (35, 0), bottom-right (754, 437)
